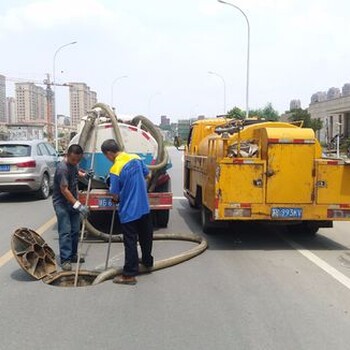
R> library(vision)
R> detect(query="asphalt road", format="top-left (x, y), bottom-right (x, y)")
top-left (1, 146), bottom-right (350, 350)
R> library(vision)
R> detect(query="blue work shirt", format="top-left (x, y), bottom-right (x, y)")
top-left (109, 152), bottom-right (150, 224)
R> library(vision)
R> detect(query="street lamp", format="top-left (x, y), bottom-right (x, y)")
top-left (111, 75), bottom-right (128, 111)
top-left (208, 71), bottom-right (226, 114)
top-left (217, 0), bottom-right (250, 119)
top-left (53, 41), bottom-right (77, 151)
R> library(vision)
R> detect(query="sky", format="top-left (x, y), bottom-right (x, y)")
top-left (1, 0), bottom-right (350, 123)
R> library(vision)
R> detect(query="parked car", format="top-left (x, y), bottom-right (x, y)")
top-left (0, 140), bottom-right (58, 199)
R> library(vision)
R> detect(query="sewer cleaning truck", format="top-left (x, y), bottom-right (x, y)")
top-left (182, 117), bottom-right (350, 234)
top-left (70, 103), bottom-right (172, 239)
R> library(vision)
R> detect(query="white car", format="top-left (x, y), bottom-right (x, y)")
top-left (0, 140), bottom-right (58, 199)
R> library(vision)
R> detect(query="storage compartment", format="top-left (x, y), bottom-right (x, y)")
top-left (316, 162), bottom-right (350, 204)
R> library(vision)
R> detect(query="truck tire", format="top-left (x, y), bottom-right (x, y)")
top-left (156, 210), bottom-right (170, 228)
top-left (288, 222), bottom-right (319, 236)
top-left (189, 200), bottom-right (197, 208)
top-left (201, 206), bottom-right (215, 234)
top-left (36, 174), bottom-right (50, 200)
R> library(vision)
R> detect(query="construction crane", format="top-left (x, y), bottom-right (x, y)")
top-left (5, 74), bottom-right (70, 142)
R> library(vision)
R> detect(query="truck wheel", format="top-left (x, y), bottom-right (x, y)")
top-left (201, 206), bottom-right (215, 234)
top-left (189, 199), bottom-right (198, 208)
top-left (288, 222), bottom-right (319, 236)
top-left (156, 210), bottom-right (170, 228)
top-left (36, 174), bottom-right (50, 200)
top-left (305, 222), bottom-right (320, 236)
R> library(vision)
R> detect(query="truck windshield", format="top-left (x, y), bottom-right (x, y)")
top-left (0, 144), bottom-right (31, 157)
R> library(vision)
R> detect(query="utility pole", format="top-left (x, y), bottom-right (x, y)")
top-left (43, 74), bottom-right (54, 142)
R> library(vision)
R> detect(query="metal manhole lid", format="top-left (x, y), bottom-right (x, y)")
top-left (11, 228), bottom-right (57, 280)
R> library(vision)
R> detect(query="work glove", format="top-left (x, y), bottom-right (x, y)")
top-left (84, 169), bottom-right (95, 181)
top-left (73, 201), bottom-right (90, 219)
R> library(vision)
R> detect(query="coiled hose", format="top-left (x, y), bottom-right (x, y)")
top-left (78, 104), bottom-right (170, 238)
top-left (92, 232), bottom-right (208, 285)
top-left (77, 103), bottom-right (208, 284)
top-left (130, 115), bottom-right (169, 192)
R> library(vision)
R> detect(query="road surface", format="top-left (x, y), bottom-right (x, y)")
top-left (0, 146), bottom-right (350, 350)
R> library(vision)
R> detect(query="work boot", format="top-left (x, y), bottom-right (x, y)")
top-left (139, 259), bottom-right (153, 273)
top-left (71, 256), bottom-right (85, 263)
top-left (113, 275), bottom-right (137, 285)
top-left (61, 261), bottom-right (72, 271)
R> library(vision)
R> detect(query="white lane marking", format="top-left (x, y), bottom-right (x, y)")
top-left (0, 216), bottom-right (57, 268)
top-left (173, 196), bottom-right (186, 200)
top-left (282, 236), bottom-right (350, 290)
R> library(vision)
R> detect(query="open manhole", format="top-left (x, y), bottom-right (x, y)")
top-left (11, 228), bottom-right (98, 287)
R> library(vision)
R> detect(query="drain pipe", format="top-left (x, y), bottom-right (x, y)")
top-left (92, 233), bottom-right (208, 285)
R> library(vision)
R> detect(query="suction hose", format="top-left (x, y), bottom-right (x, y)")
top-left (75, 104), bottom-right (208, 283)
top-left (78, 111), bottom-right (97, 150)
top-left (131, 115), bottom-right (169, 171)
top-left (131, 115), bottom-right (169, 192)
top-left (92, 232), bottom-right (208, 285)
top-left (77, 104), bottom-right (169, 238)
top-left (92, 103), bottom-right (124, 151)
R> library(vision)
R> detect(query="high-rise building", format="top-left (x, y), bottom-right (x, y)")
top-left (15, 83), bottom-right (47, 123)
top-left (6, 97), bottom-right (16, 123)
top-left (90, 90), bottom-right (97, 109)
top-left (290, 99), bottom-right (301, 110)
top-left (0, 75), bottom-right (6, 123)
top-left (161, 115), bottom-right (170, 126)
top-left (69, 82), bottom-right (98, 128)
top-left (177, 119), bottom-right (192, 142)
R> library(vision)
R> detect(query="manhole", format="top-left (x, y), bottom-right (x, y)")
top-left (45, 270), bottom-right (99, 287)
top-left (11, 228), bottom-right (98, 287)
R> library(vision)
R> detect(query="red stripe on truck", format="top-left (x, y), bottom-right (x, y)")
top-left (142, 131), bottom-right (150, 140)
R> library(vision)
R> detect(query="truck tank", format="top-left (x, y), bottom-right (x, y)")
top-left (68, 103), bottom-right (173, 235)
top-left (70, 115), bottom-right (171, 189)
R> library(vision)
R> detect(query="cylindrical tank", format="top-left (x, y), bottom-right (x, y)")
top-left (70, 116), bottom-right (165, 184)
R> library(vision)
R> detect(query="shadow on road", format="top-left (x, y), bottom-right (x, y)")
top-left (176, 200), bottom-right (350, 252)
top-left (0, 192), bottom-right (44, 203)
top-left (10, 269), bottom-right (36, 282)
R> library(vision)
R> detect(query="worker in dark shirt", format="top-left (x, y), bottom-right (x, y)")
top-left (52, 144), bottom-right (93, 271)
top-left (101, 139), bottom-right (154, 285)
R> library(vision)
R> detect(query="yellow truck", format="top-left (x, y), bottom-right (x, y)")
top-left (183, 118), bottom-right (350, 234)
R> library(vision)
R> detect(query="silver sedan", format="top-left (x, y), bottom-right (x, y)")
top-left (0, 140), bottom-right (58, 199)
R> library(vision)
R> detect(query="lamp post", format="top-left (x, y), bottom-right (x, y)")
top-left (336, 122), bottom-right (342, 158)
top-left (208, 71), bottom-right (226, 115)
top-left (111, 75), bottom-right (128, 111)
top-left (218, 0), bottom-right (250, 119)
top-left (53, 41), bottom-right (77, 151)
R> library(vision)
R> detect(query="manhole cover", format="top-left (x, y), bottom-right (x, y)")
top-left (11, 227), bottom-right (98, 287)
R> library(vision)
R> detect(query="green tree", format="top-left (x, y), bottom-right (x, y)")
top-left (227, 103), bottom-right (279, 121)
top-left (288, 108), bottom-right (323, 132)
top-left (227, 106), bottom-right (245, 120)
top-left (260, 103), bottom-right (279, 121)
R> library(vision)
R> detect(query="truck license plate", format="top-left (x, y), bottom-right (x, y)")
top-left (98, 197), bottom-right (114, 208)
top-left (271, 208), bottom-right (302, 218)
top-left (0, 165), bottom-right (10, 172)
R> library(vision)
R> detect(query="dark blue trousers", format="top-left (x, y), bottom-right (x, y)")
top-left (54, 204), bottom-right (80, 263)
top-left (121, 213), bottom-right (154, 276)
